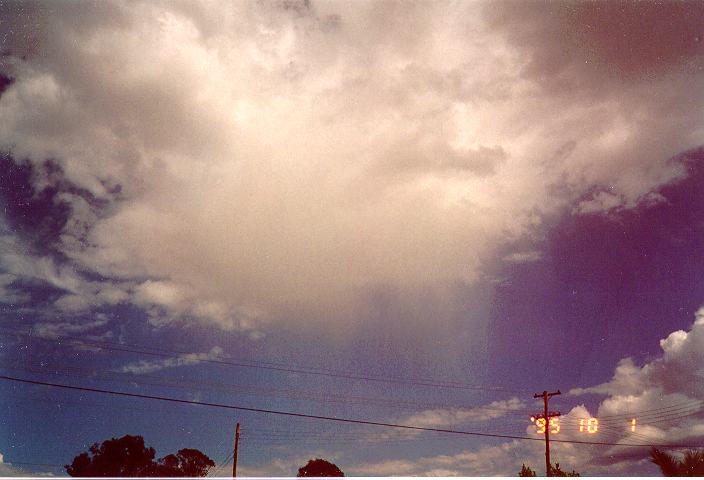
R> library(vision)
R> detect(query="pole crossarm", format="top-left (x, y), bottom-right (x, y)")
top-left (534, 390), bottom-right (561, 399)
top-left (532, 411), bottom-right (561, 419)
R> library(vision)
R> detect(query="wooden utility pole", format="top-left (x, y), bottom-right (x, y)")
top-left (232, 422), bottom-right (240, 478)
top-left (533, 390), bottom-right (560, 477)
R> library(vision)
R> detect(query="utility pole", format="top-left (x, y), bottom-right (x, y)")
top-left (533, 390), bottom-right (561, 477)
top-left (232, 422), bottom-right (240, 478)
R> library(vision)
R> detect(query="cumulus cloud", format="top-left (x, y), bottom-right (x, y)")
top-left (351, 307), bottom-right (704, 476)
top-left (0, 0), bottom-right (702, 329)
top-left (565, 309), bottom-right (704, 458)
top-left (119, 346), bottom-right (224, 374)
top-left (571, 307), bottom-right (704, 405)
top-left (562, 307), bottom-right (704, 468)
top-left (351, 403), bottom-right (660, 476)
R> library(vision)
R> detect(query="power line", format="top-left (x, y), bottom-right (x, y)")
top-left (0, 361), bottom-right (534, 416)
top-left (558, 406), bottom-right (703, 425)
top-left (2, 374), bottom-right (702, 449)
top-left (3, 360), bottom-right (700, 434)
top-left (3, 361), bottom-right (700, 440)
top-left (594, 400), bottom-right (704, 420)
top-left (2, 328), bottom-right (529, 394)
top-left (533, 389), bottom-right (561, 476)
top-left (208, 450), bottom-right (234, 478)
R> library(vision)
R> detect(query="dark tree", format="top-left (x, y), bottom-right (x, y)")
top-left (518, 463), bottom-right (537, 476)
top-left (519, 463), bottom-right (579, 477)
top-left (297, 458), bottom-right (344, 477)
top-left (549, 463), bottom-right (580, 477)
top-left (155, 449), bottom-right (215, 477)
top-left (65, 435), bottom-right (214, 477)
top-left (65, 435), bottom-right (157, 477)
top-left (651, 448), bottom-right (704, 476)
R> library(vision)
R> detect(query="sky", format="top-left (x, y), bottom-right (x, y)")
top-left (0, 0), bottom-right (703, 476)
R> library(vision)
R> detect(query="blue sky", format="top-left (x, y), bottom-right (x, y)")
top-left (0, 0), bottom-right (704, 476)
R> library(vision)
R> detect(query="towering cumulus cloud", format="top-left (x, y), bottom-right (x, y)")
top-left (0, 1), bottom-right (702, 330)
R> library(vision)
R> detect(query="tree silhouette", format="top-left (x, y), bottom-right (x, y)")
top-left (651, 448), bottom-right (704, 476)
top-left (297, 458), bottom-right (344, 477)
top-left (518, 463), bottom-right (579, 477)
top-left (154, 449), bottom-right (215, 477)
top-left (65, 435), bottom-right (214, 477)
top-left (549, 463), bottom-right (580, 477)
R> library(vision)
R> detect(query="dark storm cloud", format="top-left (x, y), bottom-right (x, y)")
top-left (0, 1), bottom-right (44, 59)
top-left (485, 1), bottom-right (704, 87)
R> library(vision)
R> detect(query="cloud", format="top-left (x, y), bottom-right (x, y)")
top-left (354, 307), bottom-right (704, 476)
top-left (0, 1), bottom-right (701, 330)
top-left (237, 451), bottom-right (344, 478)
top-left (0, 273), bottom-right (30, 304)
top-left (349, 404), bottom-right (655, 476)
top-left (351, 439), bottom-right (542, 476)
top-left (574, 191), bottom-right (624, 215)
top-left (564, 307), bottom-right (704, 467)
top-left (502, 251), bottom-right (542, 264)
top-left (571, 307), bottom-right (704, 405)
top-left (399, 397), bottom-right (526, 429)
top-left (32, 315), bottom-right (110, 339)
top-left (0, 452), bottom-right (53, 476)
top-left (0, 229), bottom-right (131, 312)
top-left (119, 346), bottom-right (224, 374)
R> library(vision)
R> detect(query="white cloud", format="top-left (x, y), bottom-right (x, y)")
top-left (33, 316), bottom-right (110, 339)
top-left (349, 403), bottom-right (654, 476)
top-left (351, 439), bottom-right (543, 476)
top-left (0, 452), bottom-right (54, 476)
top-left (0, 1), bottom-right (701, 329)
top-left (503, 251), bottom-right (542, 264)
top-left (237, 450), bottom-right (344, 478)
top-left (563, 307), bottom-right (704, 469)
top-left (0, 230), bottom-right (131, 313)
top-left (399, 397), bottom-right (526, 430)
top-left (119, 346), bottom-right (224, 374)
top-left (571, 307), bottom-right (704, 408)
top-left (574, 191), bottom-right (624, 215)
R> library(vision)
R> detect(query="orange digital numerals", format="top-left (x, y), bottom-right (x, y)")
top-left (530, 416), bottom-right (559, 434)
top-left (578, 418), bottom-right (599, 433)
top-left (531, 417), bottom-right (635, 434)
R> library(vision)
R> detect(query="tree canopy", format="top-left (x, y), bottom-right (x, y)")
top-left (65, 435), bottom-right (214, 477)
top-left (297, 458), bottom-right (344, 477)
top-left (651, 448), bottom-right (704, 476)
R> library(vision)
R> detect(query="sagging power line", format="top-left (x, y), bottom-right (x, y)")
top-left (1, 374), bottom-right (702, 450)
top-left (0, 360), bottom-right (534, 416)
